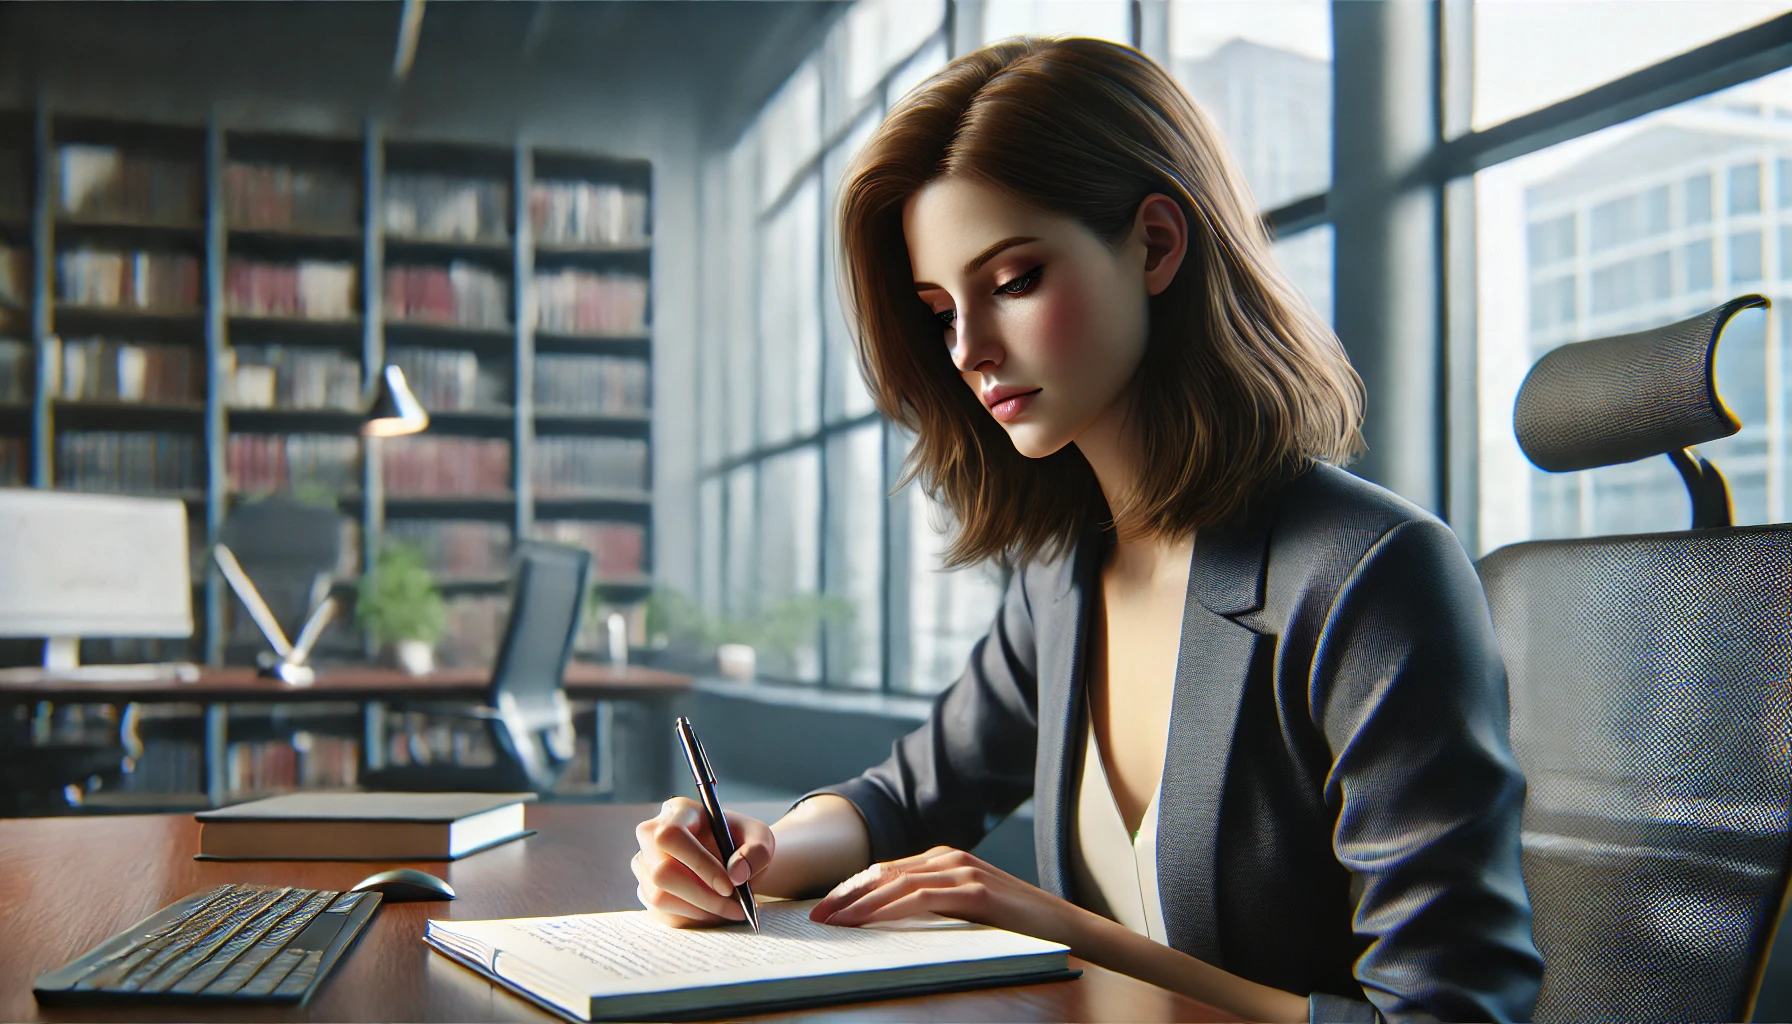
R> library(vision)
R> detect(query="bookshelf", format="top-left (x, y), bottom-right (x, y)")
top-left (0, 108), bottom-right (656, 669)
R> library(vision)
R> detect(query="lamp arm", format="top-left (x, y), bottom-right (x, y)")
top-left (212, 543), bottom-right (294, 658)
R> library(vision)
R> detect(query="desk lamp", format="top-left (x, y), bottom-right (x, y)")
top-left (214, 364), bottom-right (430, 684)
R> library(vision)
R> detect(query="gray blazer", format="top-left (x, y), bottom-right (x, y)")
top-left (805, 462), bottom-right (1544, 1023)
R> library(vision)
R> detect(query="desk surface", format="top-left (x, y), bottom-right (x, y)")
top-left (0, 662), bottom-right (692, 704)
top-left (0, 802), bottom-right (1234, 1023)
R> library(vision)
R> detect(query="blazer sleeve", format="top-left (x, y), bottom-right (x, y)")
top-left (1309, 518), bottom-right (1544, 1023)
top-left (796, 563), bottom-right (1041, 863)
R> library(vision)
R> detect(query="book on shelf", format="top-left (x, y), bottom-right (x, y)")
top-left (0, 436), bottom-right (24, 486)
top-left (226, 433), bottom-right (361, 494)
top-left (55, 430), bottom-right (202, 493)
top-left (385, 262), bottom-right (510, 330)
top-left (54, 337), bottom-right (201, 403)
top-left (0, 243), bottom-right (27, 307)
top-left (196, 791), bottom-right (534, 861)
top-left (383, 435), bottom-right (512, 497)
top-left (58, 143), bottom-right (201, 225)
top-left (425, 898), bottom-right (1074, 1023)
top-left (534, 354), bottom-right (647, 416)
top-left (443, 593), bottom-right (507, 667)
top-left (0, 145), bottom-right (26, 220)
top-left (386, 519), bottom-right (513, 577)
top-left (0, 338), bottom-right (30, 402)
top-left (57, 248), bottom-right (200, 312)
top-left (222, 345), bottom-right (363, 411)
top-left (532, 268), bottom-right (648, 338)
top-left (530, 179), bottom-right (649, 249)
top-left (225, 161), bottom-right (359, 234)
top-left (384, 172), bottom-right (509, 243)
top-left (388, 345), bottom-right (509, 411)
top-left (219, 733), bottom-right (359, 796)
top-left (530, 520), bottom-right (644, 578)
top-left (532, 437), bottom-right (648, 495)
top-left (226, 257), bottom-right (357, 321)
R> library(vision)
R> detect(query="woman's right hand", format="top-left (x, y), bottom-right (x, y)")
top-left (631, 797), bottom-right (776, 928)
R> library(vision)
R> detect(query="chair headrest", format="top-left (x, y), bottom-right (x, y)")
top-left (1514, 294), bottom-right (1766, 473)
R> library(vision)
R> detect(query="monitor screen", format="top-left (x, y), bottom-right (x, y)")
top-left (0, 489), bottom-right (194, 638)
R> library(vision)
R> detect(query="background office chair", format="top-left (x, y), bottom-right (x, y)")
top-left (1475, 294), bottom-right (1792, 1021)
top-left (360, 541), bottom-right (592, 795)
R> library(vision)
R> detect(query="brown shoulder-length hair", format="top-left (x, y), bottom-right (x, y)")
top-left (837, 35), bottom-right (1364, 569)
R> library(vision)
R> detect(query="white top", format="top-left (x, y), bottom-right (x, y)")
top-left (1068, 695), bottom-right (1169, 944)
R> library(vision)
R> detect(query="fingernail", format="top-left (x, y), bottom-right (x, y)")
top-left (728, 859), bottom-right (750, 884)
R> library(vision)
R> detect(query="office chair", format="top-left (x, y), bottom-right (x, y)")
top-left (1474, 294), bottom-right (1792, 1022)
top-left (360, 541), bottom-right (593, 795)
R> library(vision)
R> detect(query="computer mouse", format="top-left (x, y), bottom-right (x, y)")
top-left (349, 868), bottom-right (456, 902)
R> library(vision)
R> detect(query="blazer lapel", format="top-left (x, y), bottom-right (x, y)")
top-left (1033, 521), bottom-right (1106, 900)
top-left (1154, 509), bottom-right (1274, 968)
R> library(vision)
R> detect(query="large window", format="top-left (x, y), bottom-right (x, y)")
top-left (1168, 0), bottom-right (1331, 211)
top-left (696, 1), bottom-right (953, 688)
top-left (1476, 66), bottom-right (1792, 553)
top-left (1472, 0), bottom-right (1789, 130)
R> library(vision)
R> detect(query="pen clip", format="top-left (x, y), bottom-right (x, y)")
top-left (676, 716), bottom-right (718, 785)
top-left (691, 730), bottom-right (717, 785)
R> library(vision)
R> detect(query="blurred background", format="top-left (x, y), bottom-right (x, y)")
top-left (1, 0), bottom-right (1789, 876)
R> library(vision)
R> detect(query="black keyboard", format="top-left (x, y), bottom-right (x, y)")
top-left (33, 883), bottom-right (381, 1007)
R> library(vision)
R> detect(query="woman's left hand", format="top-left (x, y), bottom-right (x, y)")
top-left (809, 846), bottom-right (1088, 946)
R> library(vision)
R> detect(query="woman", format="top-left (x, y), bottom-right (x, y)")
top-left (633, 36), bottom-right (1543, 1023)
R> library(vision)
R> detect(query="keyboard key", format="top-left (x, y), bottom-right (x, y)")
top-left (201, 890), bottom-right (335, 996)
top-left (271, 950), bottom-right (326, 999)
top-left (170, 888), bottom-right (310, 995)
top-left (69, 885), bottom-right (240, 991)
top-left (139, 887), bottom-right (291, 993)
top-left (107, 885), bottom-right (270, 992)
top-left (237, 948), bottom-right (305, 998)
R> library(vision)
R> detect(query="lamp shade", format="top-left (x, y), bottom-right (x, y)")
top-left (363, 363), bottom-right (429, 437)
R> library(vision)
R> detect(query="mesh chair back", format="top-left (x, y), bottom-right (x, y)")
top-left (1477, 525), bottom-right (1792, 1021)
top-left (218, 498), bottom-right (343, 641)
top-left (486, 542), bottom-right (591, 790)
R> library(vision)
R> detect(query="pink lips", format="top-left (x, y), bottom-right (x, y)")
top-left (986, 388), bottom-right (1041, 422)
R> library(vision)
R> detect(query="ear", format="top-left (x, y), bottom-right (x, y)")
top-left (1134, 193), bottom-right (1187, 298)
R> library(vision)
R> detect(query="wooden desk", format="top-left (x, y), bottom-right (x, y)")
top-left (0, 664), bottom-right (693, 804)
top-left (0, 803), bottom-right (1235, 1023)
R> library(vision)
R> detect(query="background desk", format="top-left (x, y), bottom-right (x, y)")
top-left (0, 802), bottom-right (1236, 1023)
top-left (0, 664), bottom-right (693, 804)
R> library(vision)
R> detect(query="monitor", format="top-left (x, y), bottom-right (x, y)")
top-left (0, 488), bottom-right (194, 669)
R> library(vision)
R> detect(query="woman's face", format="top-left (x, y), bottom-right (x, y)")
top-left (903, 176), bottom-right (1184, 460)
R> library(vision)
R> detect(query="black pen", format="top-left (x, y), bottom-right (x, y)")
top-left (674, 716), bottom-right (760, 933)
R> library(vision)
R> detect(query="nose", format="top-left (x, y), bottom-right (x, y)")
top-left (948, 311), bottom-right (1002, 375)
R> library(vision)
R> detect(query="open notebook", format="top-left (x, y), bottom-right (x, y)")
top-left (424, 897), bottom-right (1078, 1021)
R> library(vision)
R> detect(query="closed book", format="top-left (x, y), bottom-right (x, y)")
top-left (425, 898), bottom-right (1077, 1022)
top-left (195, 791), bottom-right (535, 861)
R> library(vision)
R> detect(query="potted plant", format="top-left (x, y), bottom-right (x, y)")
top-left (355, 542), bottom-right (446, 675)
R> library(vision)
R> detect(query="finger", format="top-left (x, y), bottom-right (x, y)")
top-left (722, 812), bottom-right (774, 884)
top-left (822, 869), bottom-right (967, 926)
top-left (647, 807), bottom-right (733, 896)
top-left (835, 887), bottom-right (969, 927)
top-left (644, 849), bottom-right (749, 920)
top-left (811, 862), bottom-right (897, 921)
top-left (636, 882), bottom-right (743, 926)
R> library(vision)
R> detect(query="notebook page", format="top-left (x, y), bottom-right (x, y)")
top-left (433, 898), bottom-right (1067, 998)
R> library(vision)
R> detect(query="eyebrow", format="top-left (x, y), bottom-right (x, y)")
top-left (913, 236), bottom-right (1039, 291)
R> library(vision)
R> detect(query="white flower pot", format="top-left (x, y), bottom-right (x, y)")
top-left (395, 639), bottom-right (435, 676)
